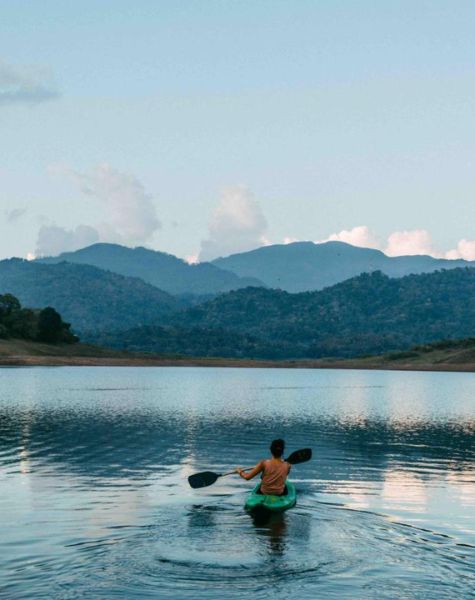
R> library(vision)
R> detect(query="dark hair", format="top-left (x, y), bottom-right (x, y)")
top-left (270, 439), bottom-right (285, 458)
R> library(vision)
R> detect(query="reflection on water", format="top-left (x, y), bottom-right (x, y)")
top-left (0, 366), bottom-right (474, 599)
top-left (251, 511), bottom-right (290, 557)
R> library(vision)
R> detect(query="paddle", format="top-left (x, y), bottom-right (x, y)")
top-left (188, 448), bottom-right (312, 489)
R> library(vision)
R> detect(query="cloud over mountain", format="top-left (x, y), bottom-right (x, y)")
top-left (318, 226), bottom-right (475, 260)
top-left (36, 224), bottom-right (100, 257)
top-left (69, 163), bottom-right (161, 245)
top-left (446, 239), bottom-right (475, 261)
top-left (35, 164), bottom-right (161, 257)
top-left (199, 186), bottom-right (268, 261)
top-left (317, 226), bottom-right (381, 250)
top-left (385, 229), bottom-right (438, 257)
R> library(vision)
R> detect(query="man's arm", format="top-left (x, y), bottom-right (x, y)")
top-left (236, 461), bottom-right (264, 480)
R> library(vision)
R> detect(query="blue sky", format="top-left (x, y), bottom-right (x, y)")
top-left (1, 1), bottom-right (474, 261)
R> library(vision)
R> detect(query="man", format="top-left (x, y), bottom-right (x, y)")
top-left (236, 439), bottom-right (290, 495)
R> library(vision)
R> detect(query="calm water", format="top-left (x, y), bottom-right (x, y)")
top-left (0, 367), bottom-right (474, 599)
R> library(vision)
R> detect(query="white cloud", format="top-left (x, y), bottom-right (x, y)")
top-left (317, 225), bottom-right (381, 250)
top-left (69, 163), bottom-right (161, 245)
top-left (445, 239), bottom-right (475, 261)
top-left (384, 229), bottom-right (440, 257)
top-left (36, 224), bottom-right (100, 257)
top-left (314, 225), bottom-right (475, 261)
top-left (199, 186), bottom-right (268, 261)
top-left (0, 59), bottom-right (59, 106)
top-left (283, 236), bottom-right (299, 245)
top-left (36, 164), bottom-right (161, 256)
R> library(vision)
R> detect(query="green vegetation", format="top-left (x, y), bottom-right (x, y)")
top-left (89, 268), bottom-right (475, 359)
top-left (0, 258), bottom-right (181, 333)
top-left (91, 324), bottom-right (282, 358)
top-left (0, 293), bottom-right (77, 343)
top-left (2, 248), bottom-right (474, 362)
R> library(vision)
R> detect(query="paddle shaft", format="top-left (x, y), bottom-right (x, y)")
top-left (221, 467), bottom-right (253, 478)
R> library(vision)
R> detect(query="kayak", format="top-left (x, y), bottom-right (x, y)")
top-left (245, 481), bottom-right (297, 513)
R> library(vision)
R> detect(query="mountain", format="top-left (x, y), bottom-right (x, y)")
top-left (212, 241), bottom-right (473, 292)
top-left (0, 259), bottom-right (180, 333)
top-left (89, 267), bottom-right (475, 359)
top-left (38, 243), bottom-right (265, 295)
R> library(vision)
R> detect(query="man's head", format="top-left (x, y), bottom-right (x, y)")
top-left (270, 438), bottom-right (285, 458)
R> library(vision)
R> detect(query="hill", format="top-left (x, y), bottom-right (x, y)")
top-left (89, 268), bottom-right (475, 359)
top-left (0, 259), bottom-right (180, 333)
top-left (38, 243), bottom-right (264, 295)
top-left (212, 241), bottom-right (473, 292)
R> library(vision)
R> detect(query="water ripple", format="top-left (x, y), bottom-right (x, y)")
top-left (0, 366), bottom-right (474, 598)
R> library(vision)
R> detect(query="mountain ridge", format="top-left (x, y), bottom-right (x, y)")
top-left (36, 240), bottom-right (474, 295)
top-left (38, 243), bottom-right (265, 295)
top-left (212, 240), bottom-right (473, 292)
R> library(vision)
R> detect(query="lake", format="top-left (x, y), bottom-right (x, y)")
top-left (0, 367), bottom-right (474, 599)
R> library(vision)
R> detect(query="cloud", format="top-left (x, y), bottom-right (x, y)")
top-left (445, 239), bottom-right (475, 261)
top-left (316, 225), bottom-right (438, 257)
top-left (199, 186), bottom-right (268, 261)
top-left (36, 224), bottom-right (100, 257)
top-left (316, 225), bottom-right (475, 261)
top-left (0, 59), bottom-right (59, 106)
top-left (68, 163), bottom-right (161, 245)
top-left (36, 163), bottom-right (162, 256)
top-left (283, 236), bottom-right (299, 245)
top-left (4, 207), bottom-right (26, 223)
top-left (317, 225), bottom-right (381, 250)
top-left (384, 229), bottom-right (440, 257)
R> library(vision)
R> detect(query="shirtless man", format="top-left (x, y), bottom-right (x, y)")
top-left (236, 439), bottom-right (290, 496)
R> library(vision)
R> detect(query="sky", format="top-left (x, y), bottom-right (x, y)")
top-left (1, 0), bottom-right (474, 262)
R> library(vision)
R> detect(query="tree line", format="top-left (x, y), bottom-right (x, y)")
top-left (0, 293), bottom-right (78, 344)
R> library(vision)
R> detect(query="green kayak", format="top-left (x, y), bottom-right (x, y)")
top-left (245, 481), bottom-right (297, 513)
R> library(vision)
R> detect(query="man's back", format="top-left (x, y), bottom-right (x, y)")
top-left (261, 459), bottom-right (290, 495)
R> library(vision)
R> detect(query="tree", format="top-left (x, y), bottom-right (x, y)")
top-left (0, 293), bottom-right (21, 320)
top-left (37, 307), bottom-right (65, 343)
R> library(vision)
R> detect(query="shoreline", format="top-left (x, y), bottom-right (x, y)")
top-left (1, 339), bottom-right (473, 372)
top-left (1, 354), bottom-right (474, 372)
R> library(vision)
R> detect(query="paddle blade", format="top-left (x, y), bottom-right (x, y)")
top-left (188, 471), bottom-right (220, 489)
top-left (286, 448), bottom-right (312, 465)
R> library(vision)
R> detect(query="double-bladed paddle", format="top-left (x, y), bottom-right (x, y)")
top-left (188, 448), bottom-right (312, 489)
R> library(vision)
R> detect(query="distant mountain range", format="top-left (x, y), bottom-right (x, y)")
top-left (1, 241), bottom-right (473, 355)
top-left (38, 243), bottom-right (264, 296)
top-left (0, 259), bottom-right (179, 333)
top-left (38, 241), bottom-right (474, 295)
top-left (213, 241), bottom-right (474, 292)
top-left (89, 268), bottom-right (475, 359)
